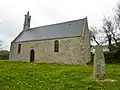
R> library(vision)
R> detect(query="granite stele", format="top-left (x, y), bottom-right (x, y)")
top-left (93, 45), bottom-right (106, 80)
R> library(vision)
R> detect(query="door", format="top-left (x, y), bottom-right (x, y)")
top-left (30, 49), bottom-right (35, 62)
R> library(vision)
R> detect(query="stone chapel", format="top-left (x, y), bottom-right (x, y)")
top-left (9, 11), bottom-right (91, 65)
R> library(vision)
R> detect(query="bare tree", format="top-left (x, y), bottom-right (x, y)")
top-left (90, 2), bottom-right (120, 52)
top-left (112, 2), bottom-right (120, 44)
top-left (90, 26), bottom-right (100, 45)
top-left (114, 2), bottom-right (120, 31)
top-left (102, 16), bottom-right (119, 51)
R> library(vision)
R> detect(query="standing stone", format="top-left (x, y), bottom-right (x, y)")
top-left (93, 45), bottom-right (106, 80)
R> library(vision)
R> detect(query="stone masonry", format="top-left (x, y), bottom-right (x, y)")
top-left (9, 36), bottom-right (89, 65)
top-left (9, 12), bottom-right (91, 65)
top-left (93, 45), bottom-right (106, 80)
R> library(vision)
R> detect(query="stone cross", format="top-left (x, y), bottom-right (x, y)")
top-left (93, 45), bottom-right (106, 80)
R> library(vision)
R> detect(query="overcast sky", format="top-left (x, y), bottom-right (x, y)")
top-left (0, 0), bottom-right (119, 50)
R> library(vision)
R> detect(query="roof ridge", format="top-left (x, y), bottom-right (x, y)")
top-left (13, 17), bottom-right (86, 42)
top-left (27, 17), bottom-right (86, 31)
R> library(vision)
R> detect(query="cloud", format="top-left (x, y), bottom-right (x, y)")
top-left (0, 0), bottom-right (118, 50)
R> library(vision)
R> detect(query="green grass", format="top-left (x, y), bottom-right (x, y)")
top-left (0, 61), bottom-right (120, 90)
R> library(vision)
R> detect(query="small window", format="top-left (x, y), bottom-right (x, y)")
top-left (54, 40), bottom-right (59, 52)
top-left (27, 18), bottom-right (30, 23)
top-left (18, 44), bottom-right (21, 54)
top-left (27, 18), bottom-right (30, 26)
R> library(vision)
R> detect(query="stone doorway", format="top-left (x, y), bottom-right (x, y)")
top-left (30, 49), bottom-right (35, 62)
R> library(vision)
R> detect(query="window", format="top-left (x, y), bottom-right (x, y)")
top-left (54, 40), bottom-right (59, 52)
top-left (27, 18), bottom-right (30, 26)
top-left (27, 18), bottom-right (30, 23)
top-left (18, 44), bottom-right (21, 54)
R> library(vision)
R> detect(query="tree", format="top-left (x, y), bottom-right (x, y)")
top-left (114, 2), bottom-right (120, 31)
top-left (90, 26), bottom-right (100, 45)
top-left (0, 50), bottom-right (9, 60)
top-left (89, 2), bottom-right (120, 63)
top-left (102, 16), bottom-right (119, 52)
top-left (102, 17), bottom-right (112, 46)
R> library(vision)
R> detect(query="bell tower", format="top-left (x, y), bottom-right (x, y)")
top-left (23, 11), bottom-right (31, 30)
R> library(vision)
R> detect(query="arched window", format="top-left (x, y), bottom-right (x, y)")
top-left (18, 44), bottom-right (21, 54)
top-left (54, 40), bottom-right (59, 52)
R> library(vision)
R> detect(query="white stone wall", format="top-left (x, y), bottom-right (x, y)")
top-left (9, 36), bottom-right (87, 65)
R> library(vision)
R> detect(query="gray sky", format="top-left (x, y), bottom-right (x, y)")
top-left (0, 0), bottom-right (119, 50)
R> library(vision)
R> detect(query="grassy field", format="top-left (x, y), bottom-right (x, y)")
top-left (0, 61), bottom-right (120, 90)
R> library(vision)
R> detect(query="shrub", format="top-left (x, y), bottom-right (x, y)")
top-left (104, 47), bottom-right (120, 64)
top-left (0, 50), bottom-right (9, 60)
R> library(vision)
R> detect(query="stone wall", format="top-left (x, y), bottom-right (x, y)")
top-left (83, 18), bottom-right (91, 63)
top-left (9, 36), bottom-right (87, 65)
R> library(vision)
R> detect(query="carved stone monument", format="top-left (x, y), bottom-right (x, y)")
top-left (93, 45), bottom-right (106, 80)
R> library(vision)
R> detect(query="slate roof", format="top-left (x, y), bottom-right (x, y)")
top-left (13, 17), bottom-right (86, 42)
